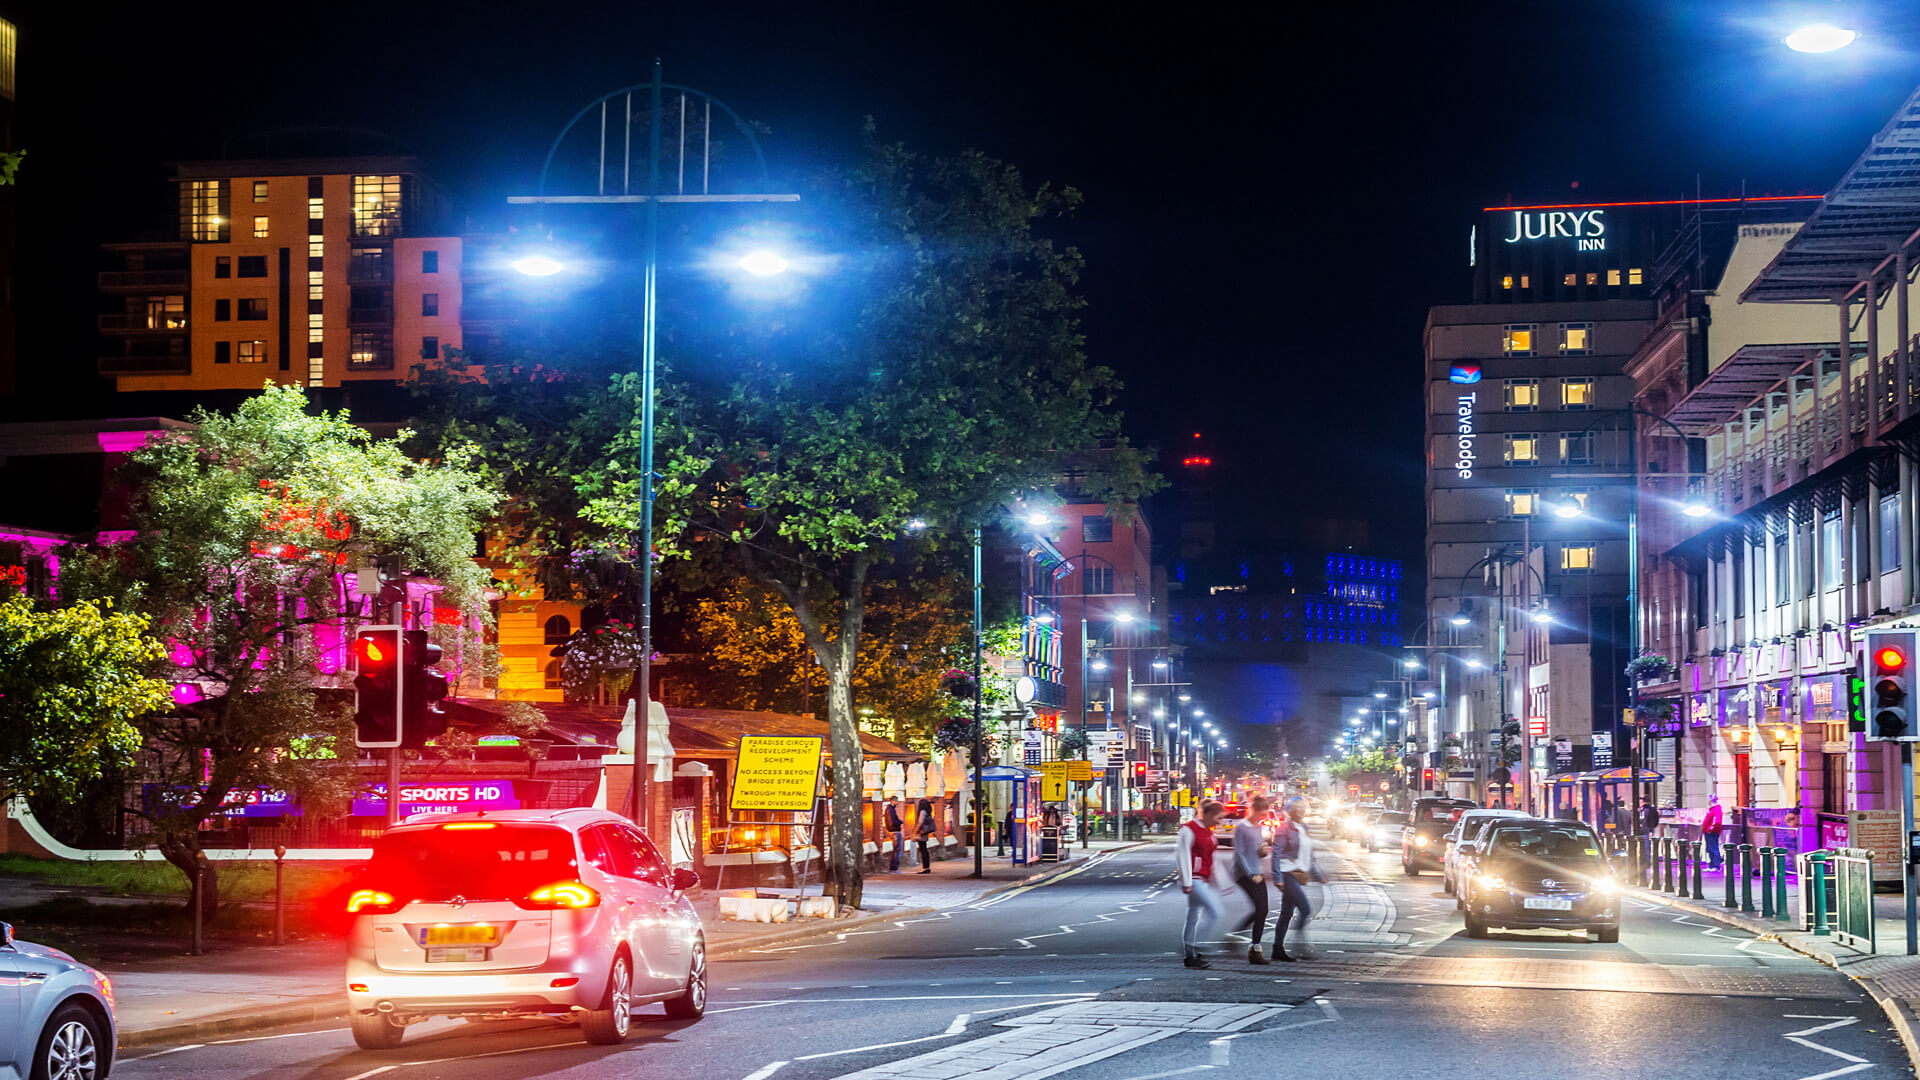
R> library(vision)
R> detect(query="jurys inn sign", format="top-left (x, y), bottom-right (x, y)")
top-left (1502, 208), bottom-right (1607, 251)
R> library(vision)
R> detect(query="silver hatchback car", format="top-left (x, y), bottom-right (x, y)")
top-left (343, 808), bottom-right (706, 1049)
top-left (0, 921), bottom-right (117, 1080)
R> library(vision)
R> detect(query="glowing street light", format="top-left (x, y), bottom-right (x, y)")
top-left (1091, 657), bottom-right (1110, 672)
top-left (1403, 657), bottom-right (1421, 670)
top-left (1357, 707), bottom-right (1370, 715)
top-left (1681, 497), bottom-right (1711, 518)
top-left (1466, 657), bottom-right (1484, 670)
top-left (1178, 692), bottom-right (1192, 703)
top-left (1373, 691), bottom-right (1387, 699)
top-left (512, 253), bottom-right (564, 277)
top-left (1784, 24), bottom-right (1857, 52)
top-left (1193, 707), bottom-right (1205, 717)
top-left (737, 249), bottom-right (791, 276)
top-left (1114, 611), bottom-right (1137, 624)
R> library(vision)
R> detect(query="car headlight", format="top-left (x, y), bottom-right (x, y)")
top-left (1590, 876), bottom-right (1619, 895)
top-left (1475, 874), bottom-right (1505, 890)
top-left (1414, 835), bottom-right (1431, 848)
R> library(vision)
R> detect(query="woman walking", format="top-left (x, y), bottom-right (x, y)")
top-left (1270, 796), bottom-right (1323, 961)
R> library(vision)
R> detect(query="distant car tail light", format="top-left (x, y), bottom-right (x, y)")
top-left (550, 977), bottom-right (580, 987)
top-left (441, 822), bottom-right (498, 831)
top-left (346, 889), bottom-right (401, 915)
top-left (521, 881), bottom-right (600, 910)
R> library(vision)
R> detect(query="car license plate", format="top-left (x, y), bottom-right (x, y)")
top-left (421, 924), bottom-right (499, 947)
top-left (425, 946), bottom-right (489, 963)
top-left (1523, 897), bottom-right (1572, 911)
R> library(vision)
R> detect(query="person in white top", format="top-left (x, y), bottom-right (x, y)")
top-left (1268, 795), bottom-right (1323, 961)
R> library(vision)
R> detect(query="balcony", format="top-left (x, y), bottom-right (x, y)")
top-left (347, 260), bottom-right (393, 285)
top-left (98, 314), bottom-right (187, 333)
top-left (99, 352), bottom-right (190, 376)
top-left (99, 269), bottom-right (189, 291)
top-left (347, 305), bottom-right (392, 328)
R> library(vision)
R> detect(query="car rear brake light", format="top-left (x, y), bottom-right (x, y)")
top-left (550, 977), bottom-right (580, 988)
top-left (346, 889), bottom-right (401, 914)
top-left (521, 881), bottom-right (599, 910)
top-left (441, 822), bottom-right (497, 831)
top-left (348, 983), bottom-right (370, 993)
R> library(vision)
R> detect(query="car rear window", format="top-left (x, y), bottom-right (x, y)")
top-left (1376, 812), bottom-right (1409, 825)
top-left (365, 824), bottom-right (579, 902)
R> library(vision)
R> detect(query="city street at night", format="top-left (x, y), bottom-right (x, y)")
top-left (109, 838), bottom-right (1906, 1080)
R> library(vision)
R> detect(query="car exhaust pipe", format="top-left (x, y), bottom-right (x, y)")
top-left (376, 1000), bottom-right (396, 1013)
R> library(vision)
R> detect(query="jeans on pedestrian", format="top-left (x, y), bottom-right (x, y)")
top-left (1183, 881), bottom-right (1223, 956)
top-left (1277, 874), bottom-right (1311, 948)
top-left (1705, 832), bottom-right (1722, 869)
top-left (1237, 874), bottom-right (1270, 950)
top-left (916, 836), bottom-right (932, 867)
top-left (889, 830), bottom-right (903, 872)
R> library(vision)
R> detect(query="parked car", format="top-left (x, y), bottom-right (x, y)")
top-left (1401, 797), bottom-right (1478, 875)
top-left (344, 808), bottom-right (707, 1050)
top-left (1366, 811), bottom-right (1409, 853)
top-left (1442, 810), bottom-right (1532, 894)
top-left (1459, 820), bottom-right (1620, 942)
top-left (0, 921), bottom-right (117, 1080)
top-left (1212, 802), bottom-right (1249, 848)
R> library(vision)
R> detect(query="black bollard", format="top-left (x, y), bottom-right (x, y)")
top-left (1691, 840), bottom-right (1705, 900)
top-left (1760, 846), bottom-right (1775, 918)
top-left (1723, 843), bottom-right (1738, 908)
top-left (1739, 844), bottom-right (1756, 913)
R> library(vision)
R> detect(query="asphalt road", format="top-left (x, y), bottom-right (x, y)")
top-left (114, 835), bottom-right (1912, 1080)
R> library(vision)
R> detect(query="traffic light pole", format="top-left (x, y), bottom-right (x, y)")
top-left (387, 599), bottom-right (404, 828)
top-left (1905, 742), bottom-right (1916, 956)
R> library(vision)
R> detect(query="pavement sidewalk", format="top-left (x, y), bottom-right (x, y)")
top-left (1631, 856), bottom-right (1920, 1070)
top-left (102, 837), bottom-right (1158, 1047)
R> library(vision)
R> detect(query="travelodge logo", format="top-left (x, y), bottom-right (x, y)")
top-left (1449, 364), bottom-right (1482, 384)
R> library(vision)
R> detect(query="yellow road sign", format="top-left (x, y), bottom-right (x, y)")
top-left (731, 735), bottom-right (824, 811)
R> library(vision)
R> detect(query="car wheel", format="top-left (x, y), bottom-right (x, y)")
top-left (581, 953), bottom-right (634, 1045)
top-left (1443, 875), bottom-right (1454, 895)
top-left (32, 1003), bottom-right (103, 1080)
top-left (1594, 925), bottom-right (1620, 944)
top-left (663, 938), bottom-right (707, 1020)
top-left (1402, 861), bottom-right (1417, 876)
top-left (349, 1011), bottom-right (406, 1051)
top-left (1465, 914), bottom-right (1487, 939)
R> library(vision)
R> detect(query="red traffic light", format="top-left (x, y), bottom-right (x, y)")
top-left (1878, 647), bottom-right (1908, 673)
top-left (357, 638), bottom-right (388, 664)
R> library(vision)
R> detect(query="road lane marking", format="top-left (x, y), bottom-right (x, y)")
top-left (1791, 1065), bottom-right (1873, 1080)
top-left (797, 1031), bottom-right (966, 1060)
top-left (340, 1039), bottom-right (565, 1079)
top-left (709, 1000), bottom-right (796, 1014)
top-left (1787, 1037), bottom-right (1869, 1064)
top-left (717, 993), bottom-right (1099, 1004)
top-left (739, 1062), bottom-right (788, 1080)
top-left (210, 1028), bottom-right (343, 1044)
top-left (124, 1044), bottom-right (203, 1061)
top-left (946, 1013), bottom-right (971, 1034)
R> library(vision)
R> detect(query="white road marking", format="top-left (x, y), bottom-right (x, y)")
top-left (1786, 1037), bottom-right (1869, 1064)
top-left (124, 1044), bottom-right (204, 1062)
top-left (797, 1032), bottom-right (965, 1061)
top-left (341, 1068), bottom-right (397, 1080)
top-left (209, 1028), bottom-right (344, 1044)
top-left (1209, 1037), bottom-right (1230, 1065)
top-left (1790, 1064), bottom-right (1873, 1080)
top-left (709, 1000), bottom-right (797, 1014)
top-left (946, 1013), bottom-right (971, 1034)
top-left (1108, 1067), bottom-right (1214, 1080)
top-left (1315, 997), bottom-right (1340, 1020)
top-left (739, 1062), bottom-right (788, 1080)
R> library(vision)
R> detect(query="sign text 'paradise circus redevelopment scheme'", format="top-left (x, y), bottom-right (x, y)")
top-left (730, 734), bottom-right (826, 812)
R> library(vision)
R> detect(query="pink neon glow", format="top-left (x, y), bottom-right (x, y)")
top-left (172, 683), bottom-right (203, 705)
top-left (97, 431), bottom-right (164, 454)
top-left (169, 643), bottom-right (195, 666)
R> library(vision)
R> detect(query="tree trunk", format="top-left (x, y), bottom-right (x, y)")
top-left (824, 658), bottom-right (864, 909)
top-left (159, 834), bottom-right (219, 923)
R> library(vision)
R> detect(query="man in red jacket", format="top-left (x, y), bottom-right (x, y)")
top-left (1702, 794), bottom-right (1724, 870)
top-left (1177, 801), bottom-right (1226, 968)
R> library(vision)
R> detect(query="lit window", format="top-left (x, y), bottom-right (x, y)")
top-left (309, 281), bottom-right (323, 301)
top-left (252, 216), bottom-right (269, 239)
top-left (352, 174), bottom-right (403, 237)
top-left (1628, 267), bottom-right (1643, 285)
top-left (348, 329), bottom-right (391, 370)
top-left (307, 196), bottom-right (323, 219)
top-left (1502, 324), bottom-right (1535, 356)
top-left (1519, 275), bottom-right (1530, 288)
top-left (1560, 431), bottom-right (1595, 465)
top-left (309, 237), bottom-right (324, 259)
top-left (308, 313), bottom-right (324, 343)
top-left (1607, 269), bottom-right (1622, 286)
top-left (1504, 433), bottom-right (1541, 464)
top-left (1506, 489), bottom-right (1540, 518)
top-left (1504, 379), bottom-right (1539, 411)
top-left (1560, 323), bottom-right (1593, 354)
top-left (1563, 273), bottom-right (1576, 286)
top-left (182, 179), bottom-right (228, 241)
top-left (1561, 544), bottom-right (1597, 572)
top-left (1561, 378), bottom-right (1595, 409)
top-left (1501, 275), bottom-right (1514, 290)
top-left (252, 180), bottom-right (268, 203)
top-left (238, 340), bottom-right (266, 364)
top-left (145, 295), bottom-right (186, 329)
top-left (1585, 272), bottom-right (1598, 286)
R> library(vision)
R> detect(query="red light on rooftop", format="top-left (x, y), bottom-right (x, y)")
top-left (1482, 194), bottom-right (1823, 213)
top-left (1182, 456), bottom-right (1213, 467)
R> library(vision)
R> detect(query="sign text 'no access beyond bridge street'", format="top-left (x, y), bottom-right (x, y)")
top-left (731, 734), bottom-right (825, 812)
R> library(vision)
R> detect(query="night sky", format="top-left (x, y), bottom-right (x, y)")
top-left (11, 0), bottom-right (1920, 573)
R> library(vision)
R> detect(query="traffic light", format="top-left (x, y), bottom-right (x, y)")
top-left (1132, 761), bottom-right (1147, 787)
top-left (1865, 630), bottom-right (1917, 742)
top-left (399, 629), bottom-right (450, 749)
top-left (1849, 672), bottom-right (1868, 734)
top-left (352, 625), bottom-right (402, 748)
top-left (1420, 767), bottom-right (1436, 789)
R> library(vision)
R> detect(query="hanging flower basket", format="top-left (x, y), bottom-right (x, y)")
top-left (1624, 654), bottom-right (1675, 684)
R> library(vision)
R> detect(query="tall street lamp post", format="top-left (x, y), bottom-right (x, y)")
top-left (508, 60), bottom-right (798, 835)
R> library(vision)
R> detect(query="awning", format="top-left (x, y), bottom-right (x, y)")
top-left (1663, 343), bottom-right (1836, 434)
top-left (968, 765), bottom-right (1038, 781)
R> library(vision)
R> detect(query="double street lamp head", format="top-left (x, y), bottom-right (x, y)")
top-left (737, 250), bottom-right (790, 276)
top-left (1784, 24), bottom-right (1857, 52)
top-left (512, 253), bottom-right (564, 277)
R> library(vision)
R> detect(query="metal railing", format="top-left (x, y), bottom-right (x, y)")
top-left (99, 269), bottom-right (188, 289)
top-left (1831, 847), bottom-right (1877, 952)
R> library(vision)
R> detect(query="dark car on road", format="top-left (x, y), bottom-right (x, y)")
top-left (1401, 797), bottom-right (1476, 875)
top-left (1459, 820), bottom-right (1621, 942)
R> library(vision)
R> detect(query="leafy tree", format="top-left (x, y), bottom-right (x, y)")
top-left (62, 386), bottom-right (498, 916)
top-left (1325, 746), bottom-right (1396, 781)
top-left (0, 596), bottom-right (172, 802)
top-left (416, 134), bottom-right (1157, 908)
